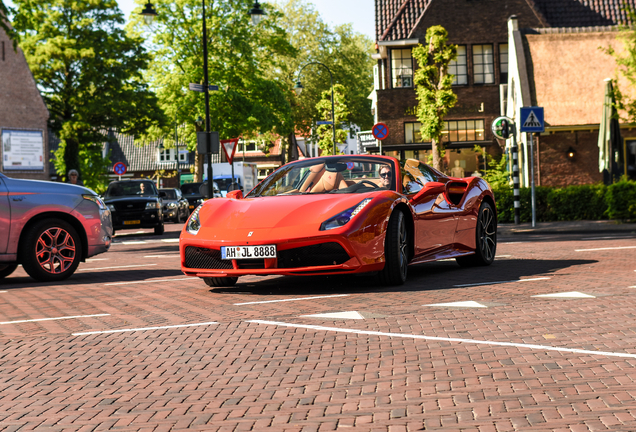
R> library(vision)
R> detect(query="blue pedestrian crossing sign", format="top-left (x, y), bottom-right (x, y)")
top-left (519, 107), bottom-right (544, 133)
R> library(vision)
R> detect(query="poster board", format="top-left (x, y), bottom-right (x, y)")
top-left (2, 129), bottom-right (44, 171)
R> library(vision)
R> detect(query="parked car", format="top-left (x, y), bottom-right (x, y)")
top-left (0, 173), bottom-right (112, 282)
top-left (180, 156), bottom-right (497, 288)
top-left (180, 181), bottom-right (221, 211)
top-left (103, 180), bottom-right (164, 235)
top-left (159, 188), bottom-right (189, 223)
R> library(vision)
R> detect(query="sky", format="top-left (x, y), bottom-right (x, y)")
top-left (115, 0), bottom-right (375, 41)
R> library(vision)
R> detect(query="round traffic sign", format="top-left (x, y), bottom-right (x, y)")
top-left (492, 116), bottom-right (513, 140)
top-left (113, 162), bottom-right (127, 176)
top-left (372, 122), bottom-right (389, 141)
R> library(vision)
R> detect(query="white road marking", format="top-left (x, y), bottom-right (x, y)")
top-left (575, 246), bottom-right (636, 252)
top-left (86, 258), bottom-right (109, 262)
top-left (425, 300), bottom-right (487, 308)
top-left (532, 291), bottom-right (596, 299)
top-left (302, 311), bottom-right (364, 319)
top-left (1, 314), bottom-right (110, 325)
top-left (234, 294), bottom-right (349, 306)
top-left (248, 320), bottom-right (636, 359)
top-left (119, 241), bottom-right (148, 245)
top-left (161, 239), bottom-right (180, 243)
top-left (78, 264), bottom-right (157, 271)
top-left (72, 321), bottom-right (218, 336)
top-left (0, 291), bottom-right (7, 293)
top-left (143, 255), bottom-right (180, 258)
top-left (104, 277), bottom-right (190, 286)
top-left (495, 255), bottom-right (512, 258)
top-left (454, 277), bottom-right (550, 287)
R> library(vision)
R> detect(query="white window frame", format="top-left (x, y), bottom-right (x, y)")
top-left (449, 45), bottom-right (468, 85)
top-left (391, 48), bottom-right (413, 88)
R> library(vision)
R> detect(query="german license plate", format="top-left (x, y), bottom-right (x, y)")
top-left (221, 245), bottom-right (276, 260)
top-left (123, 220), bottom-right (140, 225)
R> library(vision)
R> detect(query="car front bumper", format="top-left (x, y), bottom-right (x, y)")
top-left (111, 209), bottom-right (163, 229)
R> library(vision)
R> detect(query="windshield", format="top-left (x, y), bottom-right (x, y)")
top-left (160, 189), bottom-right (177, 200)
top-left (180, 183), bottom-right (202, 196)
top-left (105, 181), bottom-right (157, 197)
top-left (247, 156), bottom-right (397, 197)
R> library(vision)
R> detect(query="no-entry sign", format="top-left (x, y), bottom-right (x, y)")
top-left (372, 123), bottom-right (389, 141)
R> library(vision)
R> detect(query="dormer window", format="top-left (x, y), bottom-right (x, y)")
top-left (391, 48), bottom-right (413, 88)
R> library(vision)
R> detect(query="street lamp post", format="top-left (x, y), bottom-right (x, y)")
top-left (141, 0), bottom-right (265, 198)
top-left (294, 62), bottom-right (336, 156)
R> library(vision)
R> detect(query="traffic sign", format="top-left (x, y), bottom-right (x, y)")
top-left (189, 83), bottom-right (219, 92)
top-left (372, 122), bottom-right (389, 141)
top-left (520, 107), bottom-right (544, 133)
top-left (492, 116), bottom-right (513, 140)
top-left (316, 120), bottom-right (333, 125)
top-left (221, 138), bottom-right (239, 165)
top-left (196, 131), bottom-right (219, 154)
top-left (113, 162), bottom-right (127, 176)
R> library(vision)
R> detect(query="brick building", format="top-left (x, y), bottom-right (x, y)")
top-left (0, 28), bottom-right (49, 180)
top-left (372, 0), bottom-right (636, 183)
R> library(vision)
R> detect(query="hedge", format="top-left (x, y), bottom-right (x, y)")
top-left (492, 180), bottom-right (636, 223)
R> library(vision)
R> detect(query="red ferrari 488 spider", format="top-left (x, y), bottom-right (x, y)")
top-left (180, 155), bottom-right (497, 287)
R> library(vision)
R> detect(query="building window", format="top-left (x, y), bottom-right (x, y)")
top-left (158, 148), bottom-right (177, 163)
top-left (441, 120), bottom-right (485, 142)
top-left (449, 45), bottom-right (468, 85)
top-left (177, 149), bottom-right (188, 162)
top-left (405, 122), bottom-right (423, 144)
top-left (472, 44), bottom-right (494, 84)
top-left (499, 43), bottom-right (508, 83)
top-left (391, 48), bottom-right (413, 88)
top-left (238, 140), bottom-right (257, 152)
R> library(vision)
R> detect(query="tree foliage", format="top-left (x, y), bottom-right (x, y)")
top-left (0, 1), bottom-right (16, 45)
top-left (127, 0), bottom-right (296, 179)
top-left (606, 7), bottom-right (636, 123)
top-left (412, 26), bottom-right (458, 171)
top-left (12, 0), bottom-right (165, 192)
top-left (315, 83), bottom-right (350, 154)
top-left (268, 0), bottom-right (374, 159)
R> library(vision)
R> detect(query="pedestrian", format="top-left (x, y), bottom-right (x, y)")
top-left (67, 169), bottom-right (84, 185)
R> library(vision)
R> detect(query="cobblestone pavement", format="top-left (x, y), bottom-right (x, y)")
top-left (1, 223), bottom-right (635, 431)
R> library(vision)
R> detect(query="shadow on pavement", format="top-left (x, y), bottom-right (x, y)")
top-left (209, 258), bottom-right (597, 296)
top-left (0, 269), bottom-right (185, 289)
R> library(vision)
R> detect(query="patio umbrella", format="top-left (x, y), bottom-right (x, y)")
top-left (598, 78), bottom-right (623, 182)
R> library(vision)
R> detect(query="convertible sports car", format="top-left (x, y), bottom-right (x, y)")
top-left (179, 155), bottom-right (497, 287)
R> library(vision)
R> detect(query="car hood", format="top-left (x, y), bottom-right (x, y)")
top-left (104, 195), bottom-right (159, 203)
top-left (3, 176), bottom-right (94, 195)
top-left (196, 193), bottom-right (377, 240)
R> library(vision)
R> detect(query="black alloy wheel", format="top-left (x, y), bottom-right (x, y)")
top-left (203, 277), bottom-right (238, 287)
top-left (379, 210), bottom-right (408, 286)
top-left (20, 219), bottom-right (83, 282)
top-left (457, 201), bottom-right (497, 267)
top-left (0, 264), bottom-right (18, 279)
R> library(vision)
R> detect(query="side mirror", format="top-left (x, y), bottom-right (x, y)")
top-left (409, 181), bottom-right (445, 204)
top-left (227, 190), bottom-right (243, 200)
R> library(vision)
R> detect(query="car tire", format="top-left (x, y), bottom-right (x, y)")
top-left (379, 210), bottom-right (408, 286)
top-left (0, 264), bottom-right (18, 279)
top-left (456, 201), bottom-right (497, 267)
top-left (154, 223), bottom-right (165, 235)
top-left (176, 211), bottom-right (183, 224)
top-left (20, 219), bottom-right (83, 282)
top-left (203, 277), bottom-right (238, 287)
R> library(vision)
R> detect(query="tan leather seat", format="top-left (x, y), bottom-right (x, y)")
top-left (299, 163), bottom-right (325, 192)
top-left (311, 171), bottom-right (348, 193)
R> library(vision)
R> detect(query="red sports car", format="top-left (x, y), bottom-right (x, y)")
top-left (179, 155), bottom-right (497, 287)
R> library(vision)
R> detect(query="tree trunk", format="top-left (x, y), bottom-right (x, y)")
top-left (63, 137), bottom-right (80, 180)
top-left (194, 152), bottom-right (203, 182)
top-left (431, 137), bottom-right (442, 172)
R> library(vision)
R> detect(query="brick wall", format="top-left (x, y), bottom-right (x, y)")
top-left (0, 29), bottom-right (50, 180)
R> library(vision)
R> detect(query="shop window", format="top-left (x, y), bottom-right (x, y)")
top-left (473, 44), bottom-right (494, 84)
top-left (499, 43), bottom-right (508, 84)
top-left (391, 48), bottom-right (413, 88)
top-left (441, 120), bottom-right (485, 142)
top-left (449, 45), bottom-right (468, 85)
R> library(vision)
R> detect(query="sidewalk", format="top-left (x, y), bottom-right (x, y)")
top-left (498, 220), bottom-right (636, 236)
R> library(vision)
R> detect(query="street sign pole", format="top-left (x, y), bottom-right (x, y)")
top-left (528, 132), bottom-right (536, 228)
top-left (511, 126), bottom-right (520, 225)
top-left (202, 0), bottom-right (213, 200)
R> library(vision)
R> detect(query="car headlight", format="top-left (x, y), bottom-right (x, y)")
top-left (320, 198), bottom-right (372, 231)
top-left (82, 194), bottom-right (107, 210)
top-left (146, 201), bottom-right (160, 210)
top-left (108, 204), bottom-right (116, 212)
top-left (186, 204), bottom-right (202, 235)
top-left (167, 202), bottom-right (177, 209)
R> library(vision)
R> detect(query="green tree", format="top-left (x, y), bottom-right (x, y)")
top-left (315, 83), bottom-right (350, 154)
top-left (268, 0), bottom-right (374, 160)
top-left (1, 1), bottom-right (16, 44)
top-left (128, 0), bottom-right (295, 181)
top-left (12, 0), bottom-right (165, 192)
top-left (412, 26), bottom-right (458, 171)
